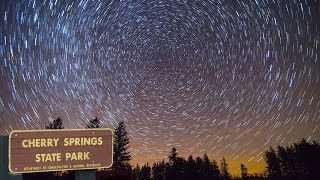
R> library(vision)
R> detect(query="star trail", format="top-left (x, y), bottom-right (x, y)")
top-left (1, 0), bottom-right (320, 174)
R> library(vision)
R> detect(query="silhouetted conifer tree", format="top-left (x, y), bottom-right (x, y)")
top-left (185, 155), bottom-right (197, 178)
top-left (86, 117), bottom-right (101, 128)
top-left (277, 145), bottom-right (293, 177)
top-left (211, 159), bottom-right (220, 179)
top-left (152, 160), bottom-right (166, 180)
top-left (203, 154), bottom-right (213, 178)
top-left (195, 156), bottom-right (204, 177)
top-left (175, 157), bottom-right (186, 177)
top-left (166, 147), bottom-right (180, 179)
top-left (113, 121), bottom-right (132, 177)
top-left (201, 154), bottom-right (220, 179)
top-left (168, 147), bottom-right (177, 164)
top-left (240, 163), bottom-right (248, 179)
top-left (220, 157), bottom-right (230, 179)
top-left (294, 139), bottom-right (315, 176)
top-left (265, 147), bottom-right (281, 178)
top-left (140, 163), bottom-right (151, 180)
top-left (45, 116), bottom-right (64, 129)
top-left (132, 164), bottom-right (140, 180)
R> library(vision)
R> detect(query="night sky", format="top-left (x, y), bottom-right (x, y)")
top-left (1, 0), bottom-right (320, 175)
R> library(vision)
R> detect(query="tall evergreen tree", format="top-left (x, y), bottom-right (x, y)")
top-left (140, 163), bottom-right (151, 180)
top-left (195, 156), bottom-right (204, 177)
top-left (152, 160), bottom-right (166, 180)
top-left (113, 121), bottom-right (131, 176)
top-left (45, 116), bottom-right (64, 129)
top-left (264, 147), bottom-right (281, 178)
top-left (86, 117), bottom-right (101, 128)
top-left (168, 147), bottom-right (177, 164)
top-left (167, 147), bottom-right (180, 179)
top-left (211, 159), bottom-right (220, 179)
top-left (277, 145), bottom-right (291, 176)
top-left (294, 139), bottom-right (317, 177)
top-left (175, 157), bottom-right (186, 177)
top-left (203, 154), bottom-right (213, 178)
top-left (220, 157), bottom-right (230, 179)
top-left (240, 163), bottom-right (248, 179)
top-left (201, 154), bottom-right (220, 179)
top-left (132, 164), bottom-right (141, 180)
top-left (186, 155), bottom-right (197, 178)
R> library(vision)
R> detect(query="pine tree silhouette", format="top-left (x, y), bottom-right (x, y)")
top-left (265, 147), bottom-right (281, 178)
top-left (277, 145), bottom-right (291, 176)
top-left (168, 147), bottom-right (177, 164)
top-left (294, 139), bottom-right (317, 177)
top-left (152, 160), bottom-right (166, 180)
top-left (112, 121), bottom-right (132, 177)
top-left (202, 154), bottom-right (220, 179)
top-left (140, 163), bottom-right (151, 180)
top-left (132, 164), bottom-right (140, 180)
top-left (240, 163), bottom-right (248, 179)
top-left (45, 116), bottom-right (64, 129)
top-left (203, 154), bottom-right (213, 178)
top-left (220, 157), bottom-right (230, 180)
top-left (211, 159), bottom-right (220, 179)
top-left (175, 157), bottom-right (186, 177)
top-left (167, 147), bottom-right (179, 179)
top-left (86, 117), bottom-right (101, 128)
top-left (195, 156), bottom-right (203, 177)
top-left (186, 155), bottom-right (197, 178)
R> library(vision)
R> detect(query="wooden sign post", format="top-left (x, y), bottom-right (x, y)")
top-left (7, 129), bottom-right (113, 180)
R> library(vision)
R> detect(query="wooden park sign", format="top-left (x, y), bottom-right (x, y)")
top-left (9, 129), bottom-right (113, 173)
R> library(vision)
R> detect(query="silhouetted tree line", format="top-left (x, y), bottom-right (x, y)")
top-left (22, 117), bottom-right (320, 180)
top-left (131, 148), bottom-right (226, 180)
top-left (265, 139), bottom-right (320, 179)
top-left (131, 151), bottom-right (266, 180)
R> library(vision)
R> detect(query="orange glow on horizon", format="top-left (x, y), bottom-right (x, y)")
top-left (130, 154), bottom-right (266, 177)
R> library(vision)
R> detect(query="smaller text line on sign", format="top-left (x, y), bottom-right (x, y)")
top-left (9, 128), bottom-right (113, 173)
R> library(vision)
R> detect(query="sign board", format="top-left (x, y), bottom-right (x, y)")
top-left (9, 129), bottom-right (113, 173)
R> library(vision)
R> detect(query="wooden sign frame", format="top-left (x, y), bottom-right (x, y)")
top-left (9, 129), bottom-right (113, 173)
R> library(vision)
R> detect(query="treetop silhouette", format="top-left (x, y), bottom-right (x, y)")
top-left (45, 116), bottom-right (64, 129)
top-left (86, 117), bottom-right (101, 128)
